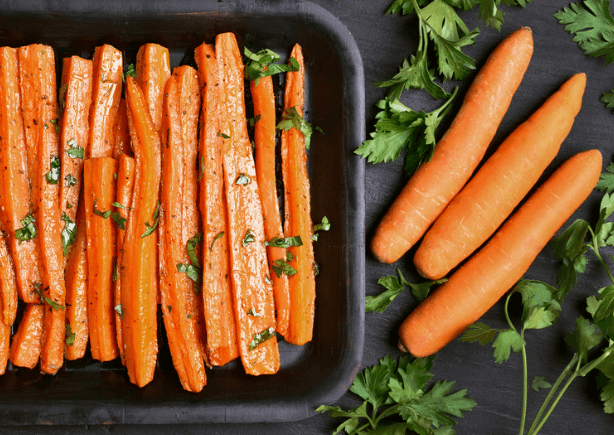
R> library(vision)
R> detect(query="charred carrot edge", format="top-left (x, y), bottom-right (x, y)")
top-left (0, 321), bottom-right (10, 374)
top-left (9, 303), bottom-right (44, 369)
top-left (216, 33), bottom-right (280, 375)
top-left (136, 43), bottom-right (171, 133)
top-left (84, 157), bottom-right (119, 361)
top-left (64, 196), bottom-right (89, 360)
top-left (371, 27), bottom-right (534, 264)
top-left (122, 76), bottom-right (161, 387)
top-left (251, 73), bottom-right (291, 336)
top-left (113, 99), bottom-right (133, 159)
top-left (88, 44), bottom-right (123, 159)
top-left (60, 56), bottom-right (93, 263)
top-left (415, 73), bottom-right (587, 280)
top-left (399, 150), bottom-right (603, 357)
top-left (114, 153), bottom-right (135, 366)
top-left (0, 229), bottom-right (17, 326)
top-left (159, 75), bottom-right (207, 392)
top-left (19, 45), bottom-right (66, 375)
top-left (281, 44), bottom-right (316, 345)
top-left (194, 43), bottom-right (240, 367)
top-left (13, 45), bottom-right (44, 303)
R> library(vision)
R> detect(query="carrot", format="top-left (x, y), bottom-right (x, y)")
top-left (194, 43), bottom-right (239, 366)
top-left (0, 46), bottom-right (42, 303)
top-left (0, 321), bottom-right (9, 374)
top-left (113, 99), bottom-right (133, 159)
top-left (399, 149), bottom-right (603, 357)
top-left (84, 157), bottom-right (119, 361)
top-left (122, 76), bottom-right (161, 387)
top-left (136, 43), bottom-right (171, 133)
top-left (415, 73), bottom-right (587, 280)
top-left (64, 196), bottom-right (89, 360)
top-left (216, 33), bottom-right (280, 375)
top-left (159, 74), bottom-right (207, 392)
top-left (0, 228), bottom-right (17, 326)
top-left (9, 303), bottom-right (44, 369)
top-left (59, 56), bottom-right (93, 262)
top-left (88, 45), bottom-right (122, 160)
top-left (251, 72), bottom-right (291, 337)
top-left (19, 44), bottom-right (66, 374)
top-left (114, 153), bottom-right (135, 366)
top-left (371, 27), bottom-right (534, 264)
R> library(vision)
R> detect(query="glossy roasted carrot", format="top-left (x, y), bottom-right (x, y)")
top-left (9, 303), bottom-right (44, 369)
top-left (88, 44), bottom-right (123, 159)
top-left (0, 229), bottom-right (17, 326)
top-left (84, 157), bottom-right (119, 361)
top-left (114, 153), bottom-right (135, 366)
top-left (159, 75), bottom-right (207, 392)
top-left (216, 33), bottom-right (280, 375)
top-left (371, 27), bottom-right (534, 264)
top-left (415, 73), bottom-right (587, 280)
top-left (251, 72), bottom-right (291, 336)
top-left (113, 99), bottom-right (133, 159)
top-left (399, 150), bottom-right (603, 357)
top-left (19, 44), bottom-right (66, 374)
top-left (59, 56), bottom-right (93, 262)
top-left (122, 76), bottom-right (161, 387)
top-left (0, 321), bottom-right (9, 374)
top-left (0, 46), bottom-right (42, 303)
top-left (136, 43), bottom-right (171, 133)
top-left (194, 43), bottom-right (239, 367)
top-left (64, 196), bottom-right (89, 360)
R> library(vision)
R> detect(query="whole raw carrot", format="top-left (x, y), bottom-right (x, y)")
top-left (84, 157), bottom-right (119, 361)
top-left (281, 44), bottom-right (317, 345)
top-left (194, 42), bottom-right (239, 367)
top-left (399, 149), bottom-right (603, 357)
top-left (88, 45), bottom-right (123, 159)
top-left (136, 43), bottom-right (171, 132)
top-left (9, 303), bottom-right (44, 369)
top-left (371, 27), bottom-right (534, 264)
top-left (113, 99), bottom-right (133, 159)
top-left (122, 76), bottom-right (161, 387)
top-left (0, 228), bottom-right (17, 326)
top-left (216, 33), bottom-right (280, 375)
top-left (415, 73), bottom-right (587, 280)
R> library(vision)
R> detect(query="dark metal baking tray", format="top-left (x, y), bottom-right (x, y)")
top-left (0, 0), bottom-right (365, 425)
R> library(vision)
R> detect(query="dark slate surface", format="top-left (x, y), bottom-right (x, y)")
top-left (4, 0), bottom-right (614, 433)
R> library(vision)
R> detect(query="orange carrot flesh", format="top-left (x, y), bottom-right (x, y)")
top-left (415, 73), bottom-right (587, 280)
top-left (0, 321), bottom-right (10, 374)
top-left (159, 75), bottom-right (207, 392)
top-left (84, 157), bottom-right (119, 361)
top-left (371, 27), bottom-right (534, 264)
top-left (0, 229), bottom-right (17, 326)
top-left (122, 76), bottom-right (161, 387)
top-left (88, 45), bottom-right (123, 159)
top-left (60, 56), bottom-right (93, 262)
top-left (9, 303), bottom-right (44, 369)
top-left (64, 197), bottom-right (89, 360)
top-left (251, 73), bottom-right (291, 337)
top-left (399, 149), bottom-right (603, 357)
top-left (113, 99), bottom-right (133, 159)
top-left (216, 33), bottom-right (280, 375)
top-left (281, 45), bottom-right (317, 345)
top-left (194, 43), bottom-right (239, 366)
top-left (114, 153), bottom-right (135, 366)
top-left (136, 44), bottom-right (171, 133)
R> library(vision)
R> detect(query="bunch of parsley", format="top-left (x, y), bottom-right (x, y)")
top-left (355, 0), bottom-right (533, 177)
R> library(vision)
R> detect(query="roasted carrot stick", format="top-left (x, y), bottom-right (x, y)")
top-left (113, 99), bottom-right (133, 159)
top-left (59, 56), bottom-right (93, 262)
top-left (136, 43), bottom-right (171, 133)
top-left (281, 45), bottom-right (317, 346)
top-left (122, 76), bottom-right (161, 387)
top-left (19, 44), bottom-right (66, 374)
top-left (251, 72), bottom-right (291, 336)
top-left (159, 75), bottom-right (207, 392)
top-left (9, 303), bottom-right (44, 369)
top-left (88, 44), bottom-right (123, 159)
top-left (0, 321), bottom-right (10, 374)
top-left (0, 228), bottom-right (17, 326)
top-left (415, 73), bottom-right (587, 280)
top-left (216, 33), bottom-right (280, 375)
top-left (371, 27), bottom-right (534, 264)
top-left (399, 149), bottom-right (603, 357)
top-left (64, 196), bottom-right (89, 360)
top-left (114, 153), bottom-right (135, 366)
top-left (194, 43), bottom-right (240, 366)
top-left (0, 46), bottom-right (42, 303)
top-left (84, 157), bottom-right (119, 361)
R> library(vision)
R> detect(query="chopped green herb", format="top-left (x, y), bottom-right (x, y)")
top-left (115, 304), bottom-right (123, 318)
top-left (93, 198), bottom-right (111, 219)
top-left (248, 114), bottom-right (262, 127)
top-left (111, 211), bottom-right (127, 230)
top-left (176, 263), bottom-right (201, 286)
top-left (286, 251), bottom-right (294, 262)
top-left (66, 201), bottom-right (73, 209)
top-left (167, 305), bottom-right (173, 313)
top-left (16, 214), bottom-right (37, 244)
top-left (186, 233), bottom-right (203, 268)
top-left (44, 123), bottom-right (49, 130)
top-left (271, 258), bottom-right (297, 278)
top-left (264, 275), bottom-right (272, 285)
top-left (123, 63), bottom-right (136, 82)
top-left (34, 282), bottom-right (65, 311)
top-left (59, 84), bottom-right (68, 112)
top-left (65, 174), bottom-right (77, 187)
top-left (210, 231), bottom-right (225, 252)
top-left (112, 262), bottom-right (118, 282)
top-left (244, 47), bottom-right (300, 86)
top-left (217, 131), bottom-right (230, 139)
top-left (242, 229), bottom-right (256, 246)
top-left (313, 216), bottom-right (331, 232)
top-left (248, 308), bottom-right (260, 317)
top-left (45, 156), bottom-right (61, 184)
top-left (60, 212), bottom-right (77, 257)
top-left (263, 236), bottom-right (303, 249)
top-left (112, 202), bottom-right (129, 209)
top-left (141, 201), bottom-right (160, 238)
top-left (65, 138), bottom-right (84, 159)
top-left (65, 323), bottom-right (75, 346)
top-left (248, 326), bottom-right (276, 350)
top-left (50, 118), bottom-right (59, 133)
top-left (277, 106), bottom-right (319, 150)
top-left (235, 173), bottom-right (251, 185)
top-left (198, 155), bottom-right (205, 181)
top-left (314, 262), bottom-right (320, 276)
top-left (113, 172), bottom-right (118, 181)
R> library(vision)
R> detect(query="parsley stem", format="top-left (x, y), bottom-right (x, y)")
top-left (374, 404), bottom-right (400, 425)
top-left (519, 331), bottom-right (528, 435)
top-left (504, 292), bottom-right (517, 331)
top-left (589, 229), bottom-right (614, 285)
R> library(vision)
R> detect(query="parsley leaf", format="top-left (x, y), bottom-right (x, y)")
top-left (65, 138), bottom-right (84, 159)
top-left (460, 322), bottom-right (500, 345)
top-left (65, 323), bottom-right (75, 346)
top-left (242, 229), bottom-right (256, 246)
top-left (565, 316), bottom-right (602, 363)
top-left (141, 201), bottom-right (160, 238)
top-left (33, 282), bottom-right (65, 311)
top-left (602, 90), bottom-right (614, 112)
top-left (263, 236), bottom-right (303, 248)
top-left (277, 107), bottom-right (320, 150)
top-left (45, 156), bottom-right (61, 184)
top-left (110, 211), bottom-right (127, 230)
top-left (210, 231), bottom-right (224, 252)
top-left (271, 258), bottom-right (297, 277)
top-left (93, 198), bottom-right (111, 219)
top-left (60, 212), bottom-right (77, 257)
top-left (531, 376), bottom-right (552, 392)
top-left (65, 174), bottom-right (77, 187)
top-left (15, 214), bottom-right (37, 243)
top-left (549, 219), bottom-right (590, 300)
top-left (177, 233), bottom-right (204, 287)
top-left (123, 63), bottom-right (136, 82)
top-left (243, 47), bottom-right (300, 86)
top-left (597, 161), bottom-right (614, 193)
top-left (186, 233), bottom-right (203, 268)
top-left (176, 263), bottom-right (201, 285)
